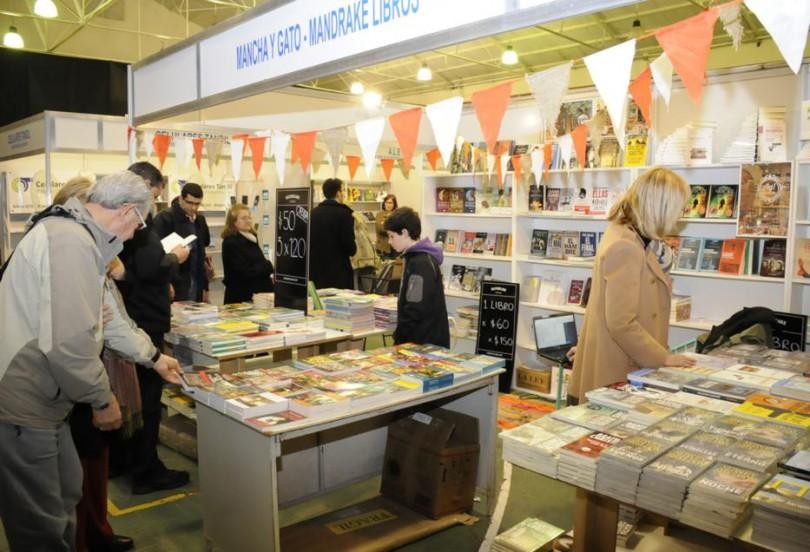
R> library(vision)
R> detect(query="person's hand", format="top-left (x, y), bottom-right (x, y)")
top-left (92, 396), bottom-right (122, 431)
top-left (663, 354), bottom-right (696, 367)
top-left (154, 354), bottom-right (182, 385)
top-left (565, 346), bottom-right (577, 363)
top-left (102, 304), bottom-right (114, 325)
top-left (171, 244), bottom-right (190, 264)
top-left (107, 257), bottom-right (126, 280)
top-left (168, 284), bottom-right (175, 301)
top-left (202, 290), bottom-right (210, 303)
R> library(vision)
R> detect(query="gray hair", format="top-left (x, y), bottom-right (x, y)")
top-left (87, 170), bottom-right (152, 216)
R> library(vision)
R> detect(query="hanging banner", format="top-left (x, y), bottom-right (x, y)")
top-left (745, 0), bottom-right (810, 74)
top-left (355, 117), bottom-right (385, 180)
top-left (656, 9), bottom-right (719, 105)
top-left (310, 148), bottom-right (326, 174)
top-left (571, 124), bottom-right (588, 168)
top-left (425, 96), bottom-right (463, 169)
top-left (471, 81), bottom-right (514, 154)
top-left (230, 136), bottom-right (246, 182)
top-left (205, 137), bottom-right (225, 175)
top-left (719, 3), bottom-right (743, 50)
top-left (525, 61), bottom-right (573, 137)
top-left (425, 148), bottom-right (441, 171)
top-left (345, 154), bottom-right (360, 180)
top-left (271, 131), bottom-right (290, 185)
top-left (628, 67), bottom-right (653, 128)
top-left (389, 107), bottom-right (422, 171)
top-left (650, 52), bottom-right (674, 107)
top-left (192, 137), bottom-right (205, 170)
top-left (397, 157), bottom-right (411, 179)
top-left (557, 133), bottom-right (573, 170)
top-left (584, 38), bottom-right (636, 147)
top-left (511, 154), bottom-right (523, 184)
top-left (291, 130), bottom-right (317, 171)
top-left (175, 137), bottom-right (193, 170)
top-left (152, 134), bottom-right (172, 169)
top-left (530, 146), bottom-right (543, 185)
top-left (380, 158), bottom-right (395, 182)
top-left (321, 127), bottom-right (348, 175)
top-left (249, 136), bottom-right (267, 179)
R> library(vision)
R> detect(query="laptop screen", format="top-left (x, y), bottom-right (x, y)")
top-left (533, 314), bottom-right (577, 352)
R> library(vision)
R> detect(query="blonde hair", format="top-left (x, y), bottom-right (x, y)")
top-left (221, 204), bottom-right (251, 238)
top-left (608, 167), bottom-right (689, 239)
top-left (53, 176), bottom-right (93, 205)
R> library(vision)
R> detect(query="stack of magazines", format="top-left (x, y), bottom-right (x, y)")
top-left (492, 517), bottom-right (565, 552)
top-left (750, 473), bottom-right (810, 552)
top-left (595, 435), bottom-right (670, 504)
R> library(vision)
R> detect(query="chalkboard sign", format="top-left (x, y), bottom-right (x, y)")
top-left (771, 311), bottom-right (807, 352)
top-left (476, 280), bottom-right (519, 392)
top-left (274, 187), bottom-right (310, 313)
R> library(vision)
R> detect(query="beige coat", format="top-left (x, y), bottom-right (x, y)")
top-left (568, 222), bottom-right (671, 400)
top-left (351, 211), bottom-right (380, 271)
top-left (375, 210), bottom-right (392, 254)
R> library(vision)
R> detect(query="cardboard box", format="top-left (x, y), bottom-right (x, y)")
top-left (516, 365), bottom-right (552, 393)
top-left (380, 408), bottom-right (479, 519)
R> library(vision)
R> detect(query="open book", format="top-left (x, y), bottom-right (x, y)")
top-left (160, 232), bottom-right (196, 253)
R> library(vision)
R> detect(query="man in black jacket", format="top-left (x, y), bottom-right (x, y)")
top-left (117, 162), bottom-right (191, 495)
top-left (152, 182), bottom-right (211, 302)
top-left (384, 207), bottom-right (450, 347)
top-left (309, 178), bottom-right (356, 289)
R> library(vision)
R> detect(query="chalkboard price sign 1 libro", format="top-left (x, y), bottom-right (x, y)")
top-left (275, 187), bottom-right (310, 313)
top-left (476, 280), bottom-right (519, 392)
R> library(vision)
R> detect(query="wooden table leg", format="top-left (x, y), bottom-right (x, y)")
top-left (573, 488), bottom-right (618, 552)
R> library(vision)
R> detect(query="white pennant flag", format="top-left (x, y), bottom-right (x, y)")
top-left (525, 61), bottom-right (573, 137)
top-left (650, 53), bottom-right (674, 107)
top-left (557, 134), bottom-right (573, 171)
top-left (745, 0), bottom-right (810, 74)
top-left (584, 38), bottom-right (636, 147)
top-left (354, 117), bottom-right (385, 180)
top-left (321, 127), bottom-right (348, 175)
top-left (530, 147), bottom-right (544, 185)
top-left (425, 96), bottom-right (464, 169)
top-left (144, 131), bottom-right (155, 159)
top-left (174, 138), bottom-right (192, 170)
top-left (230, 138), bottom-right (245, 182)
top-left (487, 153), bottom-right (496, 177)
top-left (128, 130), bottom-right (137, 164)
top-left (271, 131), bottom-right (290, 186)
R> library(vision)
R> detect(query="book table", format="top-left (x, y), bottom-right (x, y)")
top-left (194, 371), bottom-right (502, 551)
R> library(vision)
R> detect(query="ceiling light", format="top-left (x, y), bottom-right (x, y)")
top-left (34, 0), bottom-right (58, 18)
top-left (3, 27), bottom-right (24, 49)
top-left (416, 63), bottom-right (432, 81)
top-left (501, 45), bottom-right (518, 66)
top-left (350, 81), bottom-right (365, 95)
top-left (632, 18), bottom-right (641, 28)
top-left (362, 91), bottom-right (382, 109)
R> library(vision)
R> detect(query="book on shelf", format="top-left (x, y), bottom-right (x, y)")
top-left (528, 183), bottom-right (544, 211)
top-left (562, 231), bottom-right (580, 258)
top-left (449, 140), bottom-right (474, 174)
top-left (676, 237), bottom-right (703, 271)
top-left (530, 229), bottom-right (548, 258)
top-left (537, 270), bottom-right (566, 306)
top-left (521, 276), bottom-right (542, 303)
top-left (434, 229), bottom-right (447, 250)
top-left (796, 238), bottom-right (810, 279)
top-left (493, 517), bottom-right (565, 552)
top-left (445, 230), bottom-right (459, 253)
top-left (683, 185), bottom-right (709, 218)
top-left (699, 239), bottom-right (723, 271)
top-left (463, 188), bottom-right (476, 213)
top-left (567, 279), bottom-right (585, 305)
top-left (460, 232), bottom-right (475, 254)
top-left (546, 232), bottom-right (565, 260)
top-left (436, 188), bottom-right (450, 212)
top-left (598, 136), bottom-right (621, 168)
top-left (545, 188), bottom-right (560, 211)
top-left (581, 277), bottom-right (593, 307)
top-left (737, 162), bottom-right (791, 237)
top-left (757, 106), bottom-right (788, 163)
top-left (449, 188), bottom-right (465, 213)
top-left (579, 232), bottom-right (597, 258)
top-left (670, 294), bottom-right (692, 322)
top-left (484, 233), bottom-right (498, 255)
top-left (623, 134), bottom-right (648, 167)
top-left (707, 185), bottom-right (737, 219)
top-left (573, 186), bottom-right (592, 214)
top-left (759, 239), bottom-right (786, 278)
top-left (558, 188), bottom-right (574, 213)
top-left (472, 232), bottom-right (487, 254)
top-left (718, 239), bottom-right (746, 275)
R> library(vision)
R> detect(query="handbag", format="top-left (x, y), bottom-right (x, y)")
top-left (204, 254), bottom-right (216, 281)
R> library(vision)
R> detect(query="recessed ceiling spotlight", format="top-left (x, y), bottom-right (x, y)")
top-left (34, 0), bottom-right (59, 18)
top-left (350, 81), bottom-right (365, 95)
top-left (501, 45), bottom-right (518, 66)
top-left (362, 90), bottom-right (382, 109)
top-left (3, 27), bottom-right (24, 49)
top-left (416, 63), bottom-right (432, 81)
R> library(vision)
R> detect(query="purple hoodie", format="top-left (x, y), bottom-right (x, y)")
top-left (405, 238), bottom-right (444, 265)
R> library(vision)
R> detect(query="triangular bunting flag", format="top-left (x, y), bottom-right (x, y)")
top-left (719, 3), bottom-right (744, 50)
top-left (192, 137), bottom-right (205, 171)
top-left (397, 158), bottom-right (411, 179)
top-left (557, 133), bottom-right (573, 170)
top-left (354, 117), bottom-right (385, 180)
top-left (389, 107), bottom-right (422, 170)
top-left (230, 136), bottom-right (247, 182)
top-left (205, 137), bottom-right (225, 175)
top-left (270, 131), bottom-right (289, 185)
top-left (291, 131), bottom-right (317, 171)
top-left (511, 155), bottom-right (523, 184)
top-left (346, 155), bottom-right (361, 180)
top-left (656, 9), bottom-right (719, 105)
top-left (471, 81), bottom-right (514, 154)
top-left (175, 138), bottom-right (192, 171)
top-left (745, 0), bottom-right (810, 74)
top-left (543, 143), bottom-right (553, 175)
top-left (584, 38), bottom-right (636, 147)
top-left (571, 125), bottom-right (589, 169)
top-left (650, 53), bottom-right (674, 107)
top-left (249, 136), bottom-right (267, 179)
top-left (311, 148), bottom-right (326, 174)
top-left (380, 158), bottom-right (395, 182)
top-left (425, 96), bottom-right (463, 169)
top-left (152, 134), bottom-right (172, 170)
top-left (425, 148), bottom-right (441, 171)
top-left (525, 61), bottom-right (573, 137)
top-left (530, 147), bottom-right (544, 185)
top-left (321, 127), bottom-right (348, 175)
top-left (144, 131), bottom-right (155, 159)
top-left (629, 68), bottom-right (653, 128)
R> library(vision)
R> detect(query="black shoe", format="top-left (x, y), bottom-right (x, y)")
top-left (91, 534), bottom-right (134, 552)
top-left (132, 468), bottom-right (190, 495)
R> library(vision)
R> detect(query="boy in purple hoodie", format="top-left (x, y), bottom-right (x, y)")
top-left (384, 207), bottom-right (450, 347)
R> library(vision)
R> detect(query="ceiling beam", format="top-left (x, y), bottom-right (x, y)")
top-left (46, 0), bottom-right (117, 53)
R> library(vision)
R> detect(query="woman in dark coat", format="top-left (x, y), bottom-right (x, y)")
top-left (221, 204), bottom-right (274, 304)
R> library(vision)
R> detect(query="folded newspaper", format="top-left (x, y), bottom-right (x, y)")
top-left (161, 232), bottom-right (196, 253)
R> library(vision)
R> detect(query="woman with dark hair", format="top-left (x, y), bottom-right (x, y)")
top-left (375, 194), bottom-right (398, 259)
top-left (221, 204), bottom-right (274, 304)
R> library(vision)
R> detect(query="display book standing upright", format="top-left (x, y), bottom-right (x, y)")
top-left (423, 161), bottom-right (806, 402)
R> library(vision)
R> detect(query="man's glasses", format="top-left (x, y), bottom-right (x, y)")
top-left (132, 206), bottom-right (147, 229)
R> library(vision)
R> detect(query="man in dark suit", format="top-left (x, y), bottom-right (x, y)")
top-left (309, 178), bottom-right (357, 289)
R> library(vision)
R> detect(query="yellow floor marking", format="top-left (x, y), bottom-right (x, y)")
top-left (108, 491), bottom-right (197, 516)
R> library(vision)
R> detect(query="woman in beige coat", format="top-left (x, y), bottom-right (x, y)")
top-left (568, 168), bottom-right (695, 402)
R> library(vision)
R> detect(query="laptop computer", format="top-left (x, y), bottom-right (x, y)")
top-left (533, 313), bottom-right (578, 364)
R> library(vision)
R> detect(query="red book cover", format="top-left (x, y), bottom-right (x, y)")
top-left (718, 239), bottom-right (746, 274)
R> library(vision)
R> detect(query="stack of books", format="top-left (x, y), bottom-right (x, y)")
top-left (549, 403), bottom-right (624, 432)
top-left (750, 473), bottom-right (810, 552)
top-left (595, 435), bottom-right (671, 504)
top-left (667, 391), bottom-right (737, 414)
top-left (628, 368), bottom-right (699, 392)
top-left (323, 295), bottom-right (375, 333)
top-left (372, 296), bottom-right (398, 329)
top-left (636, 447), bottom-right (715, 518)
top-left (585, 387), bottom-right (650, 411)
top-left (644, 419), bottom-right (698, 446)
top-left (772, 375), bottom-right (810, 402)
top-left (667, 406), bottom-right (721, 429)
top-left (251, 292), bottom-right (274, 308)
top-left (681, 378), bottom-right (759, 403)
top-left (626, 399), bottom-right (683, 425)
top-left (707, 364), bottom-right (794, 392)
top-left (720, 439), bottom-right (786, 473)
top-left (680, 463), bottom-right (769, 538)
top-left (171, 301), bottom-right (219, 323)
top-left (500, 418), bottom-right (590, 478)
top-left (719, 111), bottom-right (757, 164)
top-left (492, 517), bottom-right (565, 552)
top-left (732, 392), bottom-right (810, 428)
top-left (557, 432), bottom-right (621, 490)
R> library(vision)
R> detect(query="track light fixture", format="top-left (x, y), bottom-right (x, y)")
top-left (501, 45), bottom-right (518, 66)
top-left (3, 27), bottom-right (24, 49)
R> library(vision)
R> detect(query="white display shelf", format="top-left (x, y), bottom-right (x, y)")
top-left (515, 255), bottom-right (594, 268)
top-left (425, 212), bottom-right (512, 219)
top-left (444, 252), bottom-right (512, 262)
top-left (793, 279), bottom-right (810, 286)
top-left (669, 318), bottom-right (717, 331)
top-left (677, 218), bottom-right (737, 224)
top-left (795, 220), bottom-right (810, 226)
top-left (670, 270), bottom-right (783, 283)
top-left (517, 211), bottom-right (608, 221)
top-left (444, 289), bottom-right (480, 301)
top-left (519, 301), bottom-right (586, 315)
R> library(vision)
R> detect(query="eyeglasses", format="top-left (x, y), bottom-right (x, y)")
top-left (132, 206), bottom-right (147, 229)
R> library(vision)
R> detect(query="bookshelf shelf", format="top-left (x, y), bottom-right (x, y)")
top-left (515, 255), bottom-right (594, 268)
top-left (444, 289), bottom-right (480, 301)
top-left (518, 301), bottom-right (586, 315)
top-left (670, 270), bottom-right (783, 283)
top-left (425, 212), bottom-right (513, 219)
top-left (517, 211), bottom-right (608, 221)
top-left (793, 279), bottom-right (810, 286)
top-left (795, 220), bottom-right (810, 226)
top-left (669, 318), bottom-right (717, 331)
top-left (444, 253), bottom-right (512, 262)
top-left (678, 218), bottom-right (737, 224)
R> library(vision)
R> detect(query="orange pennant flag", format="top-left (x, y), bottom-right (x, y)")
top-left (152, 134), bottom-right (172, 169)
top-left (380, 158), bottom-right (395, 182)
top-left (571, 125), bottom-right (589, 169)
top-left (345, 155), bottom-right (360, 180)
top-left (471, 81), bottom-right (514, 154)
top-left (425, 148), bottom-right (441, 171)
top-left (192, 137), bottom-right (205, 171)
top-left (629, 67), bottom-right (653, 128)
top-left (543, 143), bottom-right (553, 177)
top-left (248, 137), bottom-right (267, 179)
top-left (656, 9), bottom-right (719, 105)
top-left (388, 108), bottom-right (422, 170)
top-left (511, 155), bottom-right (522, 183)
top-left (291, 131), bottom-right (317, 171)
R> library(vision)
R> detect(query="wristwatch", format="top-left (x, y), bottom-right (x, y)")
top-left (150, 349), bottom-right (162, 364)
